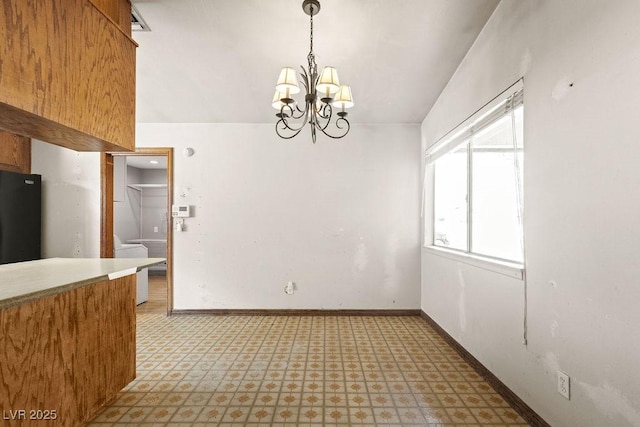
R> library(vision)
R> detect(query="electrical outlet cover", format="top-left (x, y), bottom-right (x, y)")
top-left (558, 371), bottom-right (570, 399)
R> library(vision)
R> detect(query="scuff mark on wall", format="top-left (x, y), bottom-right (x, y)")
top-left (551, 76), bottom-right (574, 101)
top-left (579, 381), bottom-right (640, 426)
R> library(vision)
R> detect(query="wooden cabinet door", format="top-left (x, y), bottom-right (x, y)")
top-left (0, 132), bottom-right (30, 174)
top-left (0, 0), bottom-right (136, 152)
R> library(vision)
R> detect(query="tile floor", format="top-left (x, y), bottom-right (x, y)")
top-left (89, 314), bottom-right (529, 426)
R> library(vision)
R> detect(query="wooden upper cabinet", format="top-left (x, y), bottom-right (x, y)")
top-left (0, 131), bottom-right (31, 174)
top-left (90, 0), bottom-right (133, 37)
top-left (0, 0), bottom-right (137, 152)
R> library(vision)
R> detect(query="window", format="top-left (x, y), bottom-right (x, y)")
top-left (433, 145), bottom-right (467, 251)
top-left (425, 81), bottom-right (524, 264)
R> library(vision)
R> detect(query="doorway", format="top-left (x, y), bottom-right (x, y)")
top-left (101, 148), bottom-right (174, 314)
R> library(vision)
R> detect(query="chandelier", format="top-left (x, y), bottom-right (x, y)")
top-left (272, 0), bottom-right (354, 143)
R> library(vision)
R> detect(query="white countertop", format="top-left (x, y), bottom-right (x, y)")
top-left (0, 257), bottom-right (165, 310)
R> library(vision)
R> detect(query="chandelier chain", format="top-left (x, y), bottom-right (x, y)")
top-left (309, 3), bottom-right (314, 56)
top-left (307, 3), bottom-right (316, 74)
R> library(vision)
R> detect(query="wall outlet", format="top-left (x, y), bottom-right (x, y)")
top-left (153, 226), bottom-right (159, 233)
top-left (558, 371), bottom-right (570, 399)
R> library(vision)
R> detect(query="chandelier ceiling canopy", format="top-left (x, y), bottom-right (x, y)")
top-left (272, 0), bottom-right (354, 143)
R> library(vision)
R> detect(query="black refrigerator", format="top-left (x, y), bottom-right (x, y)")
top-left (0, 170), bottom-right (42, 264)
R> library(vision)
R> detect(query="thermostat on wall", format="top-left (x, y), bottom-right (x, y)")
top-left (172, 204), bottom-right (191, 218)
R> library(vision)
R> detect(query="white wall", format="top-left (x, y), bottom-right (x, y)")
top-left (31, 141), bottom-right (101, 258)
top-left (139, 169), bottom-right (168, 240)
top-left (114, 165), bottom-right (143, 243)
top-left (420, 1), bottom-right (640, 426)
top-left (137, 123), bottom-right (421, 310)
top-left (114, 166), bottom-right (168, 242)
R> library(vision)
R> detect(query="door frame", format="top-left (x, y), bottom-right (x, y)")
top-left (100, 147), bottom-right (174, 315)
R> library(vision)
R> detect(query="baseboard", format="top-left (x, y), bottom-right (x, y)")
top-left (169, 309), bottom-right (421, 316)
top-left (420, 311), bottom-right (550, 427)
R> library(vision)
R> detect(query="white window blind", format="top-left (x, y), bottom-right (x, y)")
top-left (425, 80), bottom-right (523, 165)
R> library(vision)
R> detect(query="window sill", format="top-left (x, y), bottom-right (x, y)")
top-left (422, 246), bottom-right (524, 280)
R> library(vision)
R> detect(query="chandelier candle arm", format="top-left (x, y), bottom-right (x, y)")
top-left (272, 0), bottom-right (353, 143)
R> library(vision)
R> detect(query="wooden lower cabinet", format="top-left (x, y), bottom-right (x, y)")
top-left (0, 276), bottom-right (136, 426)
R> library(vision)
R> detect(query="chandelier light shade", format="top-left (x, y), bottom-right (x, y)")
top-left (275, 67), bottom-right (300, 96)
top-left (273, 0), bottom-right (354, 143)
top-left (333, 85), bottom-right (354, 110)
top-left (317, 66), bottom-right (340, 96)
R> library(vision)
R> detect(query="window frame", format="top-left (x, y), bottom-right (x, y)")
top-left (423, 80), bottom-right (525, 278)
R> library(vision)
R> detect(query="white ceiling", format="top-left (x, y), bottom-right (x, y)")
top-left (132, 0), bottom-right (499, 124)
top-left (126, 155), bottom-right (167, 169)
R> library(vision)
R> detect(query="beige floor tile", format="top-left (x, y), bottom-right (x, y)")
top-left (220, 406), bottom-right (250, 423)
top-left (324, 393), bottom-right (347, 406)
top-left (272, 406), bottom-right (299, 423)
top-left (279, 392), bottom-right (302, 406)
top-left (497, 407), bottom-right (527, 423)
top-left (194, 406), bottom-right (225, 422)
top-left (348, 407), bottom-right (375, 424)
top-left (120, 406), bottom-right (153, 423)
top-left (397, 407), bottom-right (428, 424)
top-left (246, 406), bottom-right (275, 423)
top-left (89, 313), bottom-right (532, 427)
top-left (348, 393), bottom-right (371, 406)
top-left (470, 407), bottom-right (503, 423)
top-left (420, 405), bottom-right (452, 423)
top-left (445, 406), bottom-right (479, 423)
top-left (300, 406), bottom-right (323, 423)
top-left (229, 391), bottom-right (258, 406)
top-left (207, 390), bottom-right (232, 404)
top-left (143, 406), bottom-right (177, 423)
top-left (377, 409), bottom-right (404, 424)
top-left (392, 392), bottom-right (418, 407)
top-left (369, 393), bottom-right (395, 407)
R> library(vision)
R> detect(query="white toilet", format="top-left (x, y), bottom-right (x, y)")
top-left (113, 235), bottom-right (149, 304)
